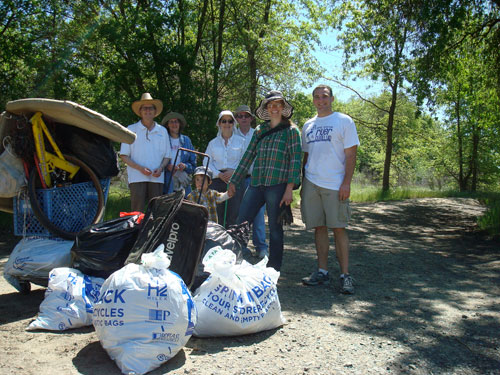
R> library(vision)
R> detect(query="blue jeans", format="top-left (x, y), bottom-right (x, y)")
top-left (237, 183), bottom-right (286, 271)
top-left (244, 177), bottom-right (268, 252)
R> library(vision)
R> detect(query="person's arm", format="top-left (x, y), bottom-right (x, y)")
top-left (182, 136), bottom-right (197, 174)
top-left (287, 126), bottom-right (302, 189)
top-left (215, 191), bottom-right (230, 203)
top-left (339, 145), bottom-right (357, 201)
top-left (302, 152), bottom-right (308, 183)
top-left (120, 154), bottom-right (152, 176)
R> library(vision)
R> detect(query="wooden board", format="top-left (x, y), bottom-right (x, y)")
top-left (6, 98), bottom-right (135, 144)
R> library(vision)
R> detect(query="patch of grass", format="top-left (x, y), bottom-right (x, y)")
top-left (350, 185), bottom-right (450, 202)
top-left (104, 185), bottom-right (132, 221)
top-left (476, 193), bottom-right (500, 236)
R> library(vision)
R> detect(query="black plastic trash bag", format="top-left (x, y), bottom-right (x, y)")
top-left (191, 221), bottom-right (251, 291)
top-left (125, 190), bottom-right (209, 289)
top-left (57, 124), bottom-right (119, 179)
top-left (71, 214), bottom-right (142, 279)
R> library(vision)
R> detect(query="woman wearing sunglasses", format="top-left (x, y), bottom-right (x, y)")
top-left (204, 110), bottom-right (246, 227)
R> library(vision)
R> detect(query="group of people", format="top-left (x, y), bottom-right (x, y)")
top-left (119, 85), bottom-right (359, 294)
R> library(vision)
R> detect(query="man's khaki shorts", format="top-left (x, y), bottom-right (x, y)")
top-left (300, 177), bottom-right (351, 229)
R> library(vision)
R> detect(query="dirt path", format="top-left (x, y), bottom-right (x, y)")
top-left (0, 198), bottom-right (498, 375)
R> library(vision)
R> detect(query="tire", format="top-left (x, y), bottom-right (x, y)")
top-left (28, 154), bottom-right (105, 240)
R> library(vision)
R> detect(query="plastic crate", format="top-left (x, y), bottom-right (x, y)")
top-left (14, 178), bottom-right (110, 237)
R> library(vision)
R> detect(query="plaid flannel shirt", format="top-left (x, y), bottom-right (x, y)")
top-left (186, 189), bottom-right (228, 223)
top-left (230, 121), bottom-right (302, 187)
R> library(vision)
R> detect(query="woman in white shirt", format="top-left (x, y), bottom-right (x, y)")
top-left (204, 110), bottom-right (246, 227)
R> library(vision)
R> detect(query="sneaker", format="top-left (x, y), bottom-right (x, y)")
top-left (302, 271), bottom-right (330, 286)
top-left (257, 249), bottom-right (268, 259)
top-left (340, 274), bottom-right (355, 294)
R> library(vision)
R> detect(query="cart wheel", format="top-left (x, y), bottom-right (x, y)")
top-left (27, 154), bottom-right (105, 240)
top-left (18, 281), bottom-right (31, 295)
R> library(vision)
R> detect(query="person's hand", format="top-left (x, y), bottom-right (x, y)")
top-left (339, 183), bottom-right (351, 201)
top-left (152, 168), bottom-right (162, 177)
top-left (142, 167), bottom-right (152, 176)
top-left (227, 183), bottom-right (236, 197)
top-left (279, 187), bottom-right (293, 207)
top-left (219, 169), bottom-right (234, 184)
top-left (166, 164), bottom-right (174, 172)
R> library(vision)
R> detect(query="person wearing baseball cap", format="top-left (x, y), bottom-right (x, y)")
top-left (120, 93), bottom-right (171, 212)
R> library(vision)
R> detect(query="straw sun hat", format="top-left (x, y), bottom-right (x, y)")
top-left (131, 93), bottom-right (163, 117)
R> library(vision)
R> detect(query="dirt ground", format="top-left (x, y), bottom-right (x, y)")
top-left (0, 197), bottom-right (499, 375)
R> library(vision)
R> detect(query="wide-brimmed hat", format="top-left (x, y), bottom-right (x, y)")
top-left (234, 104), bottom-right (254, 118)
top-left (255, 90), bottom-right (294, 121)
top-left (216, 110), bottom-right (237, 127)
top-left (193, 166), bottom-right (213, 181)
top-left (131, 93), bottom-right (163, 117)
top-left (161, 111), bottom-right (187, 131)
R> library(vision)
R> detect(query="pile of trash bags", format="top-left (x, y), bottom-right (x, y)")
top-left (3, 190), bottom-right (286, 375)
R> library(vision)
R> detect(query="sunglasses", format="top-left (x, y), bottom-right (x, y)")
top-left (236, 113), bottom-right (251, 119)
top-left (220, 119), bottom-right (234, 124)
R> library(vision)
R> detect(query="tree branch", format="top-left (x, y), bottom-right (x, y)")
top-left (323, 76), bottom-right (390, 114)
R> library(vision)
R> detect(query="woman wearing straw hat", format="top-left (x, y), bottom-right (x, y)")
top-left (161, 111), bottom-right (196, 196)
top-left (120, 93), bottom-right (171, 212)
top-left (228, 90), bottom-right (302, 271)
top-left (204, 110), bottom-right (246, 227)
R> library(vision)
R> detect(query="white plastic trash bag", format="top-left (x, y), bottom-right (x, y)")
top-left (0, 145), bottom-right (26, 198)
top-left (4, 238), bottom-right (73, 283)
top-left (93, 245), bottom-right (197, 375)
top-left (192, 246), bottom-right (285, 337)
top-left (27, 267), bottom-right (104, 331)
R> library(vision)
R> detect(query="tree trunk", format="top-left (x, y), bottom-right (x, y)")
top-left (382, 85), bottom-right (398, 192)
top-left (248, 48), bottom-right (257, 112)
top-left (455, 95), bottom-right (466, 191)
top-left (470, 124), bottom-right (479, 192)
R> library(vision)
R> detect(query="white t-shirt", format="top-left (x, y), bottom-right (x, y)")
top-left (169, 137), bottom-right (181, 165)
top-left (120, 121), bottom-right (171, 184)
top-left (302, 112), bottom-right (360, 190)
top-left (204, 133), bottom-right (246, 178)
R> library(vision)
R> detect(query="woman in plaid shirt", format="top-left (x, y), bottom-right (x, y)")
top-left (228, 90), bottom-right (302, 271)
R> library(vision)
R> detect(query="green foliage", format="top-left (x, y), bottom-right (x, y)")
top-left (103, 186), bottom-right (131, 221)
top-left (477, 195), bottom-right (500, 236)
top-left (350, 184), bottom-right (450, 203)
top-left (289, 92), bottom-right (316, 128)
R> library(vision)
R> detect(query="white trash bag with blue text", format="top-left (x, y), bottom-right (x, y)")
top-left (27, 267), bottom-right (104, 331)
top-left (192, 246), bottom-right (285, 337)
top-left (4, 238), bottom-right (73, 282)
top-left (93, 244), bottom-right (197, 375)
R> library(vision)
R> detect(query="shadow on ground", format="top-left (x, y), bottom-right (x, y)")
top-left (278, 198), bottom-right (500, 373)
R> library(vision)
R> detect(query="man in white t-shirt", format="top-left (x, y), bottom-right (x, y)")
top-left (300, 85), bottom-right (359, 294)
top-left (120, 93), bottom-right (171, 212)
